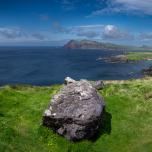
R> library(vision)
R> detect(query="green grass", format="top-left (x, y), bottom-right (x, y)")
top-left (0, 78), bottom-right (152, 152)
top-left (126, 52), bottom-right (152, 61)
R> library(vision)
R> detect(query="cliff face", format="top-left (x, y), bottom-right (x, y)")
top-left (64, 40), bottom-right (128, 50)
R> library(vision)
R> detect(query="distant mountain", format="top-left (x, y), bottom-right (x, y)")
top-left (63, 40), bottom-right (152, 51)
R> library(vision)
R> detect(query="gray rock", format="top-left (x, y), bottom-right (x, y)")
top-left (64, 77), bottom-right (76, 84)
top-left (90, 80), bottom-right (104, 90)
top-left (43, 78), bottom-right (105, 141)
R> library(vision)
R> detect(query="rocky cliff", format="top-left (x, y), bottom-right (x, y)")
top-left (64, 40), bottom-right (131, 50)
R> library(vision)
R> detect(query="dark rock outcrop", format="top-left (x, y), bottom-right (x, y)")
top-left (97, 55), bottom-right (129, 63)
top-left (43, 77), bottom-right (105, 141)
top-left (142, 66), bottom-right (152, 76)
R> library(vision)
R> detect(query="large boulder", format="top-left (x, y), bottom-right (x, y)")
top-left (43, 77), bottom-right (105, 141)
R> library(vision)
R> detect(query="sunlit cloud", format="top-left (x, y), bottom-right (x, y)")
top-left (103, 25), bottom-right (134, 40)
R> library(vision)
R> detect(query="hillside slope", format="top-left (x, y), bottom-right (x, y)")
top-left (0, 78), bottom-right (152, 152)
top-left (63, 40), bottom-right (150, 51)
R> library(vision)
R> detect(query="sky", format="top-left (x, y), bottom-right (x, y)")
top-left (0, 0), bottom-right (152, 46)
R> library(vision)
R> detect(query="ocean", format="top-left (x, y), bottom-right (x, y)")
top-left (0, 47), bottom-right (151, 86)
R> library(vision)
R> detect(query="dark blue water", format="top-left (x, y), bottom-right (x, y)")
top-left (0, 47), bottom-right (151, 86)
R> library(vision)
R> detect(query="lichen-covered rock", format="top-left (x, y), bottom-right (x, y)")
top-left (43, 78), bottom-right (105, 141)
top-left (64, 77), bottom-right (76, 84)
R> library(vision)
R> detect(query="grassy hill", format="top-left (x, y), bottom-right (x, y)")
top-left (126, 52), bottom-right (152, 61)
top-left (0, 78), bottom-right (152, 152)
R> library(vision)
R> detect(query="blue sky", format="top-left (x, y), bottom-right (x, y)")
top-left (0, 0), bottom-right (152, 46)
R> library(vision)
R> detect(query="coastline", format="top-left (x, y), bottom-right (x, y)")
top-left (98, 52), bottom-right (152, 63)
top-left (0, 76), bottom-right (151, 88)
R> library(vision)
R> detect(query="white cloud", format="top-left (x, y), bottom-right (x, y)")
top-left (90, 0), bottom-right (152, 16)
top-left (0, 27), bottom-right (27, 39)
top-left (77, 31), bottom-right (99, 38)
top-left (103, 25), bottom-right (134, 40)
top-left (103, 25), bottom-right (119, 38)
top-left (74, 25), bottom-right (104, 29)
top-left (1, 25), bottom-right (150, 45)
top-left (115, 0), bottom-right (152, 14)
top-left (66, 24), bottom-right (134, 40)
top-left (139, 33), bottom-right (152, 41)
top-left (0, 27), bottom-right (48, 42)
top-left (68, 24), bottom-right (103, 38)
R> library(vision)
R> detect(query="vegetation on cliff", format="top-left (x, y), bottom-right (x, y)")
top-left (126, 52), bottom-right (152, 61)
top-left (0, 78), bottom-right (152, 152)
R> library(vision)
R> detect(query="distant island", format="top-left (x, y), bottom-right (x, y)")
top-left (64, 39), bottom-right (152, 51)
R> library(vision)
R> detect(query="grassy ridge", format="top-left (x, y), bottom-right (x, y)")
top-left (126, 52), bottom-right (152, 61)
top-left (0, 78), bottom-right (152, 152)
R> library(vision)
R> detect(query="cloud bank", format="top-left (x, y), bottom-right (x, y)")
top-left (0, 24), bottom-right (151, 46)
top-left (90, 0), bottom-right (152, 16)
top-left (0, 27), bottom-right (48, 42)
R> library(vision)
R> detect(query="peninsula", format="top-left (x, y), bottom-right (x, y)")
top-left (64, 40), bottom-right (152, 51)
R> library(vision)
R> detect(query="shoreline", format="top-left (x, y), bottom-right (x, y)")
top-left (0, 77), bottom-right (151, 88)
top-left (98, 52), bottom-right (152, 63)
